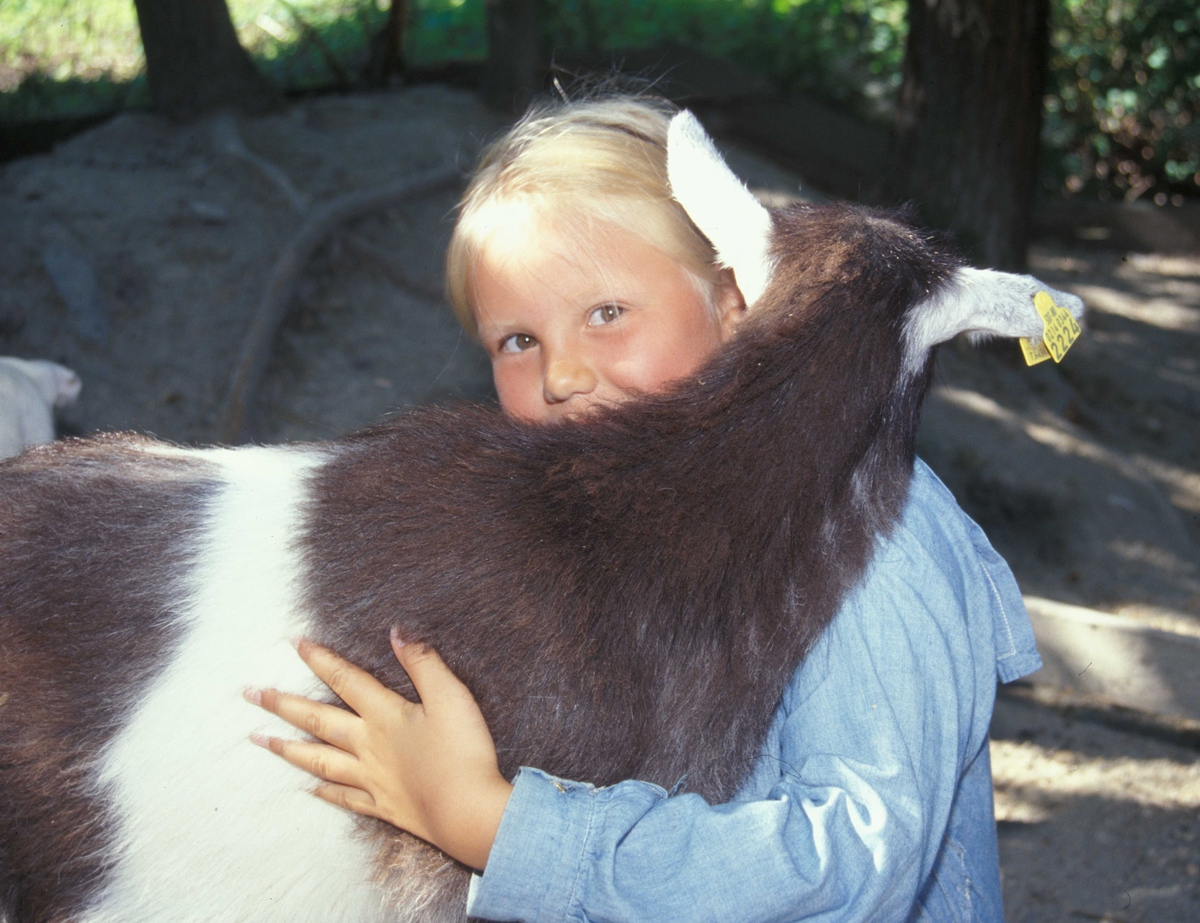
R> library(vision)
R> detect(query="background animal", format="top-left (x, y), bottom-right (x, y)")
top-left (0, 357), bottom-right (80, 460)
top-left (0, 112), bottom-right (1082, 923)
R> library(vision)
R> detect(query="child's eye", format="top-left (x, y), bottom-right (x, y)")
top-left (500, 333), bottom-right (538, 353)
top-left (588, 304), bottom-right (624, 326)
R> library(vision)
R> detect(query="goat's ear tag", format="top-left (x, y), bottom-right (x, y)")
top-left (1021, 291), bottom-right (1081, 365)
top-left (1019, 336), bottom-right (1052, 365)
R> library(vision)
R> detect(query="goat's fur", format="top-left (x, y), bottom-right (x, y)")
top-left (0, 358), bottom-right (80, 460)
top-left (0, 112), bottom-right (1082, 923)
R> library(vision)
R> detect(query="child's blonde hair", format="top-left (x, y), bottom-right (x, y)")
top-left (445, 94), bottom-right (723, 339)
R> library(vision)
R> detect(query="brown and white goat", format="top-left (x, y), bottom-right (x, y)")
top-left (0, 112), bottom-right (1082, 923)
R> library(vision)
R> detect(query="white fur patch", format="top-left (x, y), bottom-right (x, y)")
top-left (666, 111), bottom-right (776, 308)
top-left (903, 268), bottom-right (1086, 375)
top-left (85, 445), bottom-right (390, 923)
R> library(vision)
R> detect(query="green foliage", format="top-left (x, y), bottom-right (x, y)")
top-left (1044, 0), bottom-right (1200, 202)
top-left (406, 0), bottom-right (486, 63)
top-left (0, 0), bottom-right (484, 122)
top-left (0, 0), bottom-right (145, 120)
top-left (0, 0), bottom-right (906, 123)
top-left (0, 0), bottom-right (142, 84)
top-left (232, 0), bottom-right (485, 89)
top-left (1, 0), bottom-right (1196, 202)
top-left (540, 0), bottom-right (907, 121)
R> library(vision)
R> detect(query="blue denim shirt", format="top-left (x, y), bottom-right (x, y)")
top-left (467, 460), bottom-right (1041, 923)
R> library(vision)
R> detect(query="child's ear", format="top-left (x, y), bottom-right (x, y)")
top-left (714, 269), bottom-right (748, 340)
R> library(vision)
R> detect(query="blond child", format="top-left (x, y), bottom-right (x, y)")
top-left (249, 95), bottom-right (1040, 922)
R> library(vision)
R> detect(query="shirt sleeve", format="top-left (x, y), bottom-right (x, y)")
top-left (469, 540), bottom-right (1000, 921)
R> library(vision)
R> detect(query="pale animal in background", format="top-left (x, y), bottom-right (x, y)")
top-left (0, 357), bottom-right (81, 459)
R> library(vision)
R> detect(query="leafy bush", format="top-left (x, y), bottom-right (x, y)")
top-left (0, 0), bottom-right (485, 121)
top-left (234, 0), bottom-right (485, 89)
top-left (0, 0), bottom-right (146, 120)
top-left (1043, 0), bottom-right (1200, 202)
top-left (0, 0), bottom-right (907, 123)
top-left (1, 0), bottom-right (1196, 202)
top-left (540, 0), bottom-right (907, 122)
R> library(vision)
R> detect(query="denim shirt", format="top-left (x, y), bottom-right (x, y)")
top-left (468, 460), bottom-right (1041, 923)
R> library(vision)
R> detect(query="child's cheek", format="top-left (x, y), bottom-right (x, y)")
top-left (492, 357), bottom-right (544, 422)
top-left (610, 324), bottom-right (717, 395)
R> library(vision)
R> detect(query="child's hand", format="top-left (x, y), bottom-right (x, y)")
top-left (245, 632), bottom-right (513, 871)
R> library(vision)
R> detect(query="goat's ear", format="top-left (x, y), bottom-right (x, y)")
top-left (903, 268), bottom-right (1086, 372)
top-left (667, 110), bottom-right (775, 308)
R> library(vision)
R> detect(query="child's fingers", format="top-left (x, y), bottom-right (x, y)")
top-left (391, 632), bottom-right (473, 711)
top-left (252, 734), bottom-right (364, 790)
top-left (311, 781), bottom-right (382, 819)
top-left (295, 638), bottom-right (398, 717)
top-left (245, 686), bottom-right (358, 752)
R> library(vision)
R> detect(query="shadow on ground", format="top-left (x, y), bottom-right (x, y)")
top-left (992, 696), bottom-right (1200, 923)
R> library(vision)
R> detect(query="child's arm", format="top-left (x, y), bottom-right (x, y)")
top-left (246, 633), bottom-right (511, 871)
top-left (256, 568), bottom-right (970, 922)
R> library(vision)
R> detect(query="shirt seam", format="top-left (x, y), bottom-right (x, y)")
top-left (561, 787), bottom-right (598, 923)
top-left (978, 558), bottom-right (1018, 662)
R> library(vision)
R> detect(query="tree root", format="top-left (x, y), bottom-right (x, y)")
top-left (342, 231), bottom-right (445, 303)
top-left (219, 165), bottom-right (464, 444)
top-left (210, 113), bottom-right (311, 213)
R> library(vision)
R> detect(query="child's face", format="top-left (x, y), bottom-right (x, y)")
top-left (471, 203), bottom-right (744, 423)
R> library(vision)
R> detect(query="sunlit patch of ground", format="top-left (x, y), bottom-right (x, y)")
top-left (992, 737), bottom-right (1200, 823)
top-left (992, 697), bottom-right (1200, 923)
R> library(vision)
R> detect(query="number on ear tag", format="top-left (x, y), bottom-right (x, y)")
top-left (1021, 291), bottom-right (1081, 366)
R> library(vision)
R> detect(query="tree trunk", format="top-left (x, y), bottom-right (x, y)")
top-left (132, 0), bottom-right (280, 121)
top-left (482, 0), bottom-right (541, 114)
top-left (380, 0), bottom-right (410, 84)
top-left (889, 0), bottom-right (1049, 269)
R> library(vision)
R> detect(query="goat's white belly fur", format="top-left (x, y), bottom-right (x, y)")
top-left (86, 445), bottom-right (390, 923)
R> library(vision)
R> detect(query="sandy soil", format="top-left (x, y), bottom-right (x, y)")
top-left (1, 84), bottom-right (1197, 920)
top-left (992, 697), bottom-right (1200, 922)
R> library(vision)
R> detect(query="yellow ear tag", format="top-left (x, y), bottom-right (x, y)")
top-left (1019, 335), bottom-right (1052, 365)
top-left (1020, 291), bottom-right (1081, 366)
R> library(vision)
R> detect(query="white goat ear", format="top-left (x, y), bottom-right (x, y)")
top-left (904, 267), bottom-right (1086, 374)
top-left (667, 110), bottom-right (775, 308)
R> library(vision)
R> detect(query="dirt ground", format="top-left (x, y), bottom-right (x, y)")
top-left (1, 85), bottom-right (1197, 921)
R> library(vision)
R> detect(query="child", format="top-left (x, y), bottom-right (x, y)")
top-left (248, 95), bottom-right (1041, 921)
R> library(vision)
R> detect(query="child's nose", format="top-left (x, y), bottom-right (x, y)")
top-left (543, 353), bottom-right (597, 405)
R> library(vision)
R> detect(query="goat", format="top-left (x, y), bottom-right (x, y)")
top-left (0, 112), bottom-right (1082, 923)
top-left (0, 358), bottom-right (81, 460)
